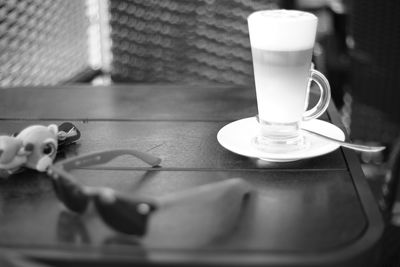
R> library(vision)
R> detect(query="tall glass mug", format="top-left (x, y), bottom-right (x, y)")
top-left (248, 9), bottom-right (331, 153)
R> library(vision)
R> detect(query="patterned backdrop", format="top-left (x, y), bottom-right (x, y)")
top-left (0, 0), bottom-right (279, 87)
top-left (0, 0), bottom-right (89, 87)
top-left (109, 0), bottom-right (278, 85)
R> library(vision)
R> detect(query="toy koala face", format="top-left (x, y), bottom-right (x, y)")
top-left (16, 124), bottom-right (58, 172)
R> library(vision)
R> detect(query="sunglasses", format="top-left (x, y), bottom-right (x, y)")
top-left (47, 149), bottom-right (161, 236)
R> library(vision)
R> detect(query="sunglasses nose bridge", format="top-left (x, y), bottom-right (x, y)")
top-left (84, 187), bottom-right (117, 203)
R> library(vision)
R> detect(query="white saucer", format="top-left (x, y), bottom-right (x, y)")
top-left (217, 117), bottom-right (345, 162)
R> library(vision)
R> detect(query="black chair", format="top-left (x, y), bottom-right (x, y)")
top-left (378, 137), bottom-right (400, 266)
top-left (347, 0), bottom-right (400, 145)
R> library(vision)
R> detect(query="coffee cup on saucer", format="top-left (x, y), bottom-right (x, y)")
top-left (248, 9), bottom-right (331, 153)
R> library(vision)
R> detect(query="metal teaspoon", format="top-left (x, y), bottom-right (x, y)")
top-left (254, 115), bottom-right (385, 153)
top-left (301, 128), bottom-right (385, 153)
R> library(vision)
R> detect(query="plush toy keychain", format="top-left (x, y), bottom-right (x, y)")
top-left (0, 122), bottom-right (80, 175)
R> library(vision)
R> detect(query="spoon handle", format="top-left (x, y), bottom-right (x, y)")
top-left (301, 129), bottom-right (386, 153)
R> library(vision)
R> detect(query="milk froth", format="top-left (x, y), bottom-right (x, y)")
top-left (248, 9), bottom-right (317, 51)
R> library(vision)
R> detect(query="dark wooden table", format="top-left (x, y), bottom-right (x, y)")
top-left (0, 84), bottom-right (383, 267)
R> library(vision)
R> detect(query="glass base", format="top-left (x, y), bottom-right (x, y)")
top-left (253, 133), bottom-right (309, 153)
top-left (253, 119), bottom-right (310, 153)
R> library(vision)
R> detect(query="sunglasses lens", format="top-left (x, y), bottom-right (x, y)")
top-left (51, 178), bottom-right (66, 202)
top-left (54, 176), bottom-right (89, 213)
top-left (95, 194), bottom-right (156, 236)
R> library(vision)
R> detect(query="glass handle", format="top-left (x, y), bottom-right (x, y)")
top-left (303, 69), bottom-right (331, 121)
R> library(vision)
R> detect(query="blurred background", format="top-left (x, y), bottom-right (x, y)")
top-left (1, 0), bottom-right (400, 214)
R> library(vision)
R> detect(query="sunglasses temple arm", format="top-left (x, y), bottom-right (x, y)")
top-left (124, 150), bottom-right (162, 167)
top-left (60, 149), bottom-right (161, 171)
